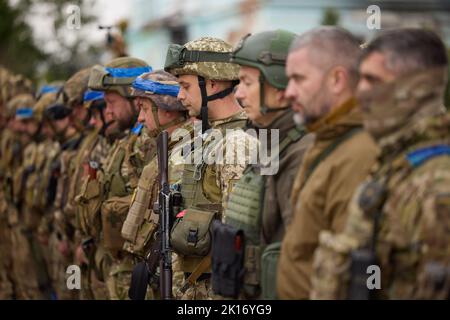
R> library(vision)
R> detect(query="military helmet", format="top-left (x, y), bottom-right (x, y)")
top-left (7, 93), bottom-right (36, 120)
top-left (1, 73), bottom-right (33, 107)
top-left (131, 70), bottom-right (185, 112)
top-left (132, 70), bottom-right (186, 137)
top-left (164, 37), bottom-right (239, 81)
top-left (231, 29), bottom-right (296, 115)
top-left (57, 68), bottom-right (91, 109)
top-left (0, 67), bottom-right (10, 106)
top-left (36, 81), bottom-right (63, 100)
top-left (231, 29), bottom-right (296, 89)
top-left (83, 89), bottom-right (105, 110)
top-left (88, 57), bottom-right (151, 98)
top-left (34, 92), bottom-right (58, 122)
top-left (164, 37), bottom-right (239, 133)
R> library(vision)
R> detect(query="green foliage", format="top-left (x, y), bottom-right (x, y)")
top-left (0, 0), bottom-right (47, 80)
top-left (321, 7), bottom-right (340, 26)
top-left (0, 0), bottom-right (102, 83)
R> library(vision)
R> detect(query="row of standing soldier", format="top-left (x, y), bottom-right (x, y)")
top-left (0, 25), bottom-right (449, 300)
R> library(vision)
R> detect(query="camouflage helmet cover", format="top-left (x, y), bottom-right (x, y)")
top-left (88, 57), bottom-right (150, 98)
top-left (164, 37), bottom-right (240, 81)
top-left (60, 67), bottom-right (91, 108)
top-left (33, 92), bottom-right (58, 122)
top-left (7, 93), bottom-right (35, 119)
top-left (131, 70), bottom-right (185, 112)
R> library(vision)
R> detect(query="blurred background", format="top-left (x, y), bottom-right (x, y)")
top-left (1, 0), bottom-right (450, 103)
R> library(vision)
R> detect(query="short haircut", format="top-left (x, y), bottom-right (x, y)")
top-left (290, 26), bottom-right (362, 88)
top-left (361, 28), bottom-right (448, 76)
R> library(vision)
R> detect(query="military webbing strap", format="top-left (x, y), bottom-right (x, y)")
top-left (179, 255), bottom-right (212, 294)
top-left (182, 50), bottom-right (231, 63)
top-left (302, 127), bottom-right (362, 189)
top-left (103, 77), bottom-right (137, 86)
top-left (278, 126), bottom-right (305, 156)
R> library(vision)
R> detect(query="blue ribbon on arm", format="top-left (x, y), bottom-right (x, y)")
top-left (132, 77), bottom-right (180, 97)
top-left (406, 144), bottom-right (450, 168)
top-left (83, 90), bottom-right (105, 102)
top-left (105, 66), bottom-right (152, 78)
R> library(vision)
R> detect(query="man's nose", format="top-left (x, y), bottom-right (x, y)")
top-left (234, 84), bottom-right (245, 100)
top-left (285, 81), bottom-right (296, 100)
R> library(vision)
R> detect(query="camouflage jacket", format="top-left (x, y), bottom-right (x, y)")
top-left (311, 68), bottom-right (450, 300)
top-left (198, 110), bottom-right (258, 212)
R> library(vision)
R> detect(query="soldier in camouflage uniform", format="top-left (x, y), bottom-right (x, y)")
top-left (122, 70), bottom-right (193, 300)
top-left (164, 37), bottom-right (258, 300)
top-left (311, 29), bottom-right (450, 300)
top-left (83, 57), bottom-right (153, 299)
top-left (45, 68), bottom-right (91, 300)
top-left (73, 89), bottom-right (111, 300)
top-left (0, 66), bottom-right (15, 299)
top-left (31, 89), bottom-right (62, 292)
top-left (0, 72), bottom-right (33, 299)
top-left (13, 87), bottom-right (67, 300)
top-left (5, 94), bottom-right (40, 299)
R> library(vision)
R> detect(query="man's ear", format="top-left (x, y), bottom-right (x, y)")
top-left (275, 88), bottom-right (288, 106)
top-left (208, 79), bottom-right (217, 94)
top-left (329, 66), bottom-right (348, 95)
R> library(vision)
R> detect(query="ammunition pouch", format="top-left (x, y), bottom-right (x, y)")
top-left (260, 242), bottom-right (281, 300)
top-left (240, 245), bottom-right (261, 298)
top-left (75, 176), bottom-right (103, 238)
top-left (101, 194), bottom-right (132, 258)
top-left (171, 208), bottom-right (217, 257)
top-left (211, 220), bottom-right (245, 298)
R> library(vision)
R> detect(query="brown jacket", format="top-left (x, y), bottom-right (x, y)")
top-left (277, 98), bottom-right (379, 299)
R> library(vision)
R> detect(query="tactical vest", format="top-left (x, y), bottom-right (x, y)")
top-left (102, 137), bottom-right (131, 199)
top-left (101, 130), bottom-right (147, 258)
top-left (224, 127), bottom-right (305, 298)
top-left (67, 129), bottom-right (100, 212)
top-left (121, 156), bottom-right (159, 257)
top-left (174, 116), bottom-right (247, 273)
top-left (123, 122), bottom-right (194, 258)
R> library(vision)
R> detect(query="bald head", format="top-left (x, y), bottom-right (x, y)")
top-left (290, 26), bottom-right (361, 88)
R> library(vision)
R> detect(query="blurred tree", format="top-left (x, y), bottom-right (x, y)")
top-left (0, 0), bottom-right (47, 80)
top-left (0, 0), bottom-right (102, 83)
top-left (321, 7), bottom-right (340, 26)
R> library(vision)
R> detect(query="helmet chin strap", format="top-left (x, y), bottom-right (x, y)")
top-left (149, 103), bottom-right (186, 138)
top-left (197, 76), bottom-right (235, 134)
top-left (259, 74), bottom-right (290, 115)
top-left (128, 98), bottom-right (140, 130)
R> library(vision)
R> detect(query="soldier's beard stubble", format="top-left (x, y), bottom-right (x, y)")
top-left (294, 82), bottom-right (333, 127)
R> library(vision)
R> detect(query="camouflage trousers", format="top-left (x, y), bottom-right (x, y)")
top-left (175, 277), bottom-right (214, 300)
top-left (10, 224), bottom-right (52, 299)
top-left (105, 253), bottom-right (135, 300)
top-left (48, 228), bottom-right (79, 300)
top-left (79, 264), bottom-right (109, 300)
top-left (0, 194), bottom-right (14, 299)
